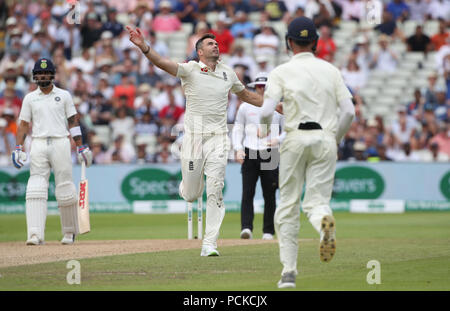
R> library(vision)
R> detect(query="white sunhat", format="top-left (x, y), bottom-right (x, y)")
top-left (247, 72), bottom-right (268, 88)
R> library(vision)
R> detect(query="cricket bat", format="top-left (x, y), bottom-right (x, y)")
top-left (78, 160), bottom-right (90, 234)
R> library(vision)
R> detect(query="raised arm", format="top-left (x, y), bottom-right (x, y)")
top-left (126, 26), bottom-right (179, 77)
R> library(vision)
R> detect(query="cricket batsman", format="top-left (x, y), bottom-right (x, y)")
top-left (259, 17), bottom-right (355, 288)
top-left (12, 58), bottom-right (93, 245)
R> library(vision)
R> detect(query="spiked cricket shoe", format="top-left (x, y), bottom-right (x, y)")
top-left (26, 235), bottom-right (43, 246)
top-left (277, 272), bottom-right (296, 288)
top-left (319, 215), bottom-right (336, 263)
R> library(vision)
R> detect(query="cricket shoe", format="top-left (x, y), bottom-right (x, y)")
top-left (61, 233), bottom-right (76, 245)
top-left (240, 228), bottom-right (252, 239)
top-left (319, 215), bottom-right (336, 263)
top-left (262, 233), bottom-right (274, 240)
top-left (277, 271), bottom-right (296, 289)
top-left (200, 245), bottom-right (220, 257)
top-left (26, 235), bottom-right (44, 246)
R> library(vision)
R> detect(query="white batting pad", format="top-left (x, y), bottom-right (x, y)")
top-left (56, 182), bottom-right (79, 235)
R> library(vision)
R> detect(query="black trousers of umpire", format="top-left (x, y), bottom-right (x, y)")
top-left (241, 147), bottom-right (279, 234)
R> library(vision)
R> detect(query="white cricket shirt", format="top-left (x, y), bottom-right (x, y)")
top-left (176, 60), bottom-right (245, 134)
top-left (232, 103), bottom-right (285, 151)
top-left (19, 85), bottom-right (77, 138)
top-left (264, 52), bottom-right (352, 135)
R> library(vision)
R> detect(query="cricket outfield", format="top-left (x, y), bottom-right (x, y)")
top-left (0, 212), bottom-right (449, 291)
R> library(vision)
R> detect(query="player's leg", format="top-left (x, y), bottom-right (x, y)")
top-left (302, 134), bottom-right (337, 262)
top-left (179, 133), bottom-right (205, 202)
top-left (26, 139), bottom-right (50, 245)
top-left (274, 142), bottom-right (306, 280)
top-left (200, 134), bottom-right (229, 256)
top-left (50, 138), bottom-right (78, 244)
top-left (259, 162), bottom-right (278, 239)
top-left (240, 149), bottom-right (259, 239)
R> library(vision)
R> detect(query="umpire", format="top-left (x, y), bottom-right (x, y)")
top-left (232, 73), bottom-right (285, 240)
top-left (259, 17), bottom-right (355, 288)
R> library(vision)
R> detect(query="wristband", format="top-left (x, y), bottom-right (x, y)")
top-left (70, 126), bottom-right (82, 137)
top-left (16, 145), bottom-right (23, 151)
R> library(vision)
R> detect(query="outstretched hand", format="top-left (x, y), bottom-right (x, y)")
top-left (126, 26), bottom-right (145, 50)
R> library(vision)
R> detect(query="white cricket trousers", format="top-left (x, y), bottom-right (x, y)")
top-left (26, 137), bottom-right (75, 241)
top-left (274, 130), bottom-right (337, 275)
top-left (179, 132), bottom-right (230, 248)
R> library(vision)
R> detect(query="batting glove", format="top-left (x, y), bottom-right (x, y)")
top-left (77, 145), bottom-right (93, 167)
top-left (11, 145), bottom-right (27, 169)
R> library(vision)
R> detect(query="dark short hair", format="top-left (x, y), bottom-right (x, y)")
top-left (195, 33), bottom-right (216, 52)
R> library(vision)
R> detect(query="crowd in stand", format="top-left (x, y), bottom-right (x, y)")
top-left (0, 0), bottom-right (448, 165)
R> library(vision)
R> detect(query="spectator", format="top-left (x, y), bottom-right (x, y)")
top-left (386, 0), bottom-right (410, 21)
top-left (420, 142), bottom-right (449, 162)
top-left (230, 11), bottom-right (255, 39)
top-left (139, 63), bottom-right (164, 87)
top-left (175, 0), bottom-right (199, 27)
top-left (211, 15), bottom-right (235, 55)
top-left (375, 144), bottom-right (393, 161)
top-left (408, 0), bottom-right (428, 22)
top-left (316, 25), bottom-right (336, 62)
top-left (97, 73), bottom-right (114, 100)
top-left (80, 12), bottom-right (103, 49)
top-left (253, 23), bottom-right (279, 57)
top-left (354, 35), bottom-right (373, 73)
top-left (152, 1), bottom-right (182, 33)
top-left (110, 107), bottom-right (136, 143)
top-left (154, 137), bottom-right (176, 163)
top-left (340, 0), bottom-right (363, 22)
top-left (228, 45), bottom-right (257, 80)
top-left (152, 79), bottom-right (185, 110)
top-left (53, 48), bottom-right (71, 90)
top-left (396, 141), bottom-right (421, 161)
top-left (406, 25), bottom-right (431, 53)
top-left (70, 48), bottom-right (95, 75)
top-left (313, 0), bottom-right (335, 28)
top-left (374, 11), bottom-right (403, 41)
top-left (106, 134), bottom-right (136, 163)
top-left (158, 92), bottom-right (185, 123)
top-left (264, 0), bottom-right (289, 22)
top-left (0, 62), bottom-right (27, 96)
top-left (28, 27), bottom-right (53, 60)
top-left (352, 141), bottom-right (367, 161)
top-left (426, 0), bottom-right (450, 21)
top-left (102, 7), bottom-right (124, 38)
top-left (90, 136), bottom-right (109, 164)
top-left (253, 55), bottom-right (274, 79)
top-left (341, 58), bottom-right (367, 93)
top-left (0, 88), bottom-right (22, 116)
top-left (0, 117), bottom-right (13, 166)
top-left (430, 122), bottom-right (450, 157)
top-left (135, 143), bottom-right (154, 164)
top-left (114, 74), bottom-right (137, 109)
top-left (423, 71), bottom-right (440, 107)
top-left (231, 0), bottom-right (252, 14)
top-left (434, 87), bottom-right (449, 122)
top-left (391, 106), bottom-right (418, 144)
top-left (135, 112), bottom-right (160, 136)
top-left (139, 31), bottom-right (169, 75)
top-left (407, 88), bottom-right (426, 119)
top-left (370, 34), bottom-right (399, 73)
top-left (91, 93), bottom-right (114, 126)
top-left (431, 19), bottom-right (449, 52)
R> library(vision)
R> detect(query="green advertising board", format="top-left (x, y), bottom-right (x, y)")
top-left (333, 166), bottom-right (385, 200)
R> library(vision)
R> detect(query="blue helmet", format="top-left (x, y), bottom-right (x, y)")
top-left (32, 58), bottom-right (56, 87)
top-left (285, 17), bottom-right (319, 51)
top-left (32, 58), bottom-right (56, 74)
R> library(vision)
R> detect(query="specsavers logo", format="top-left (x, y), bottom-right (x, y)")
top-left (0, 171), bottom-right (56, 201)
top-left (333, 166), bottom-right (385, 199)
top-left (121, 168), bottom-right (223, 201)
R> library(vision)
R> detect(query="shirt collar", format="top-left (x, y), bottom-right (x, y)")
top-left (292, 52), bottom-right (315, 60)
top-left (38, 85), bottom-right (56, 95)
top-left (198, 60), bottom-right (221, 71)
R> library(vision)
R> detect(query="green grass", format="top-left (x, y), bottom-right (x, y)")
top-left (0, 212), bottom-right (449, 290)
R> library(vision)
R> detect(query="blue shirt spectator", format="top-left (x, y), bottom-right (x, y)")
top-left (386, 0), bottom-right (410, 21)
